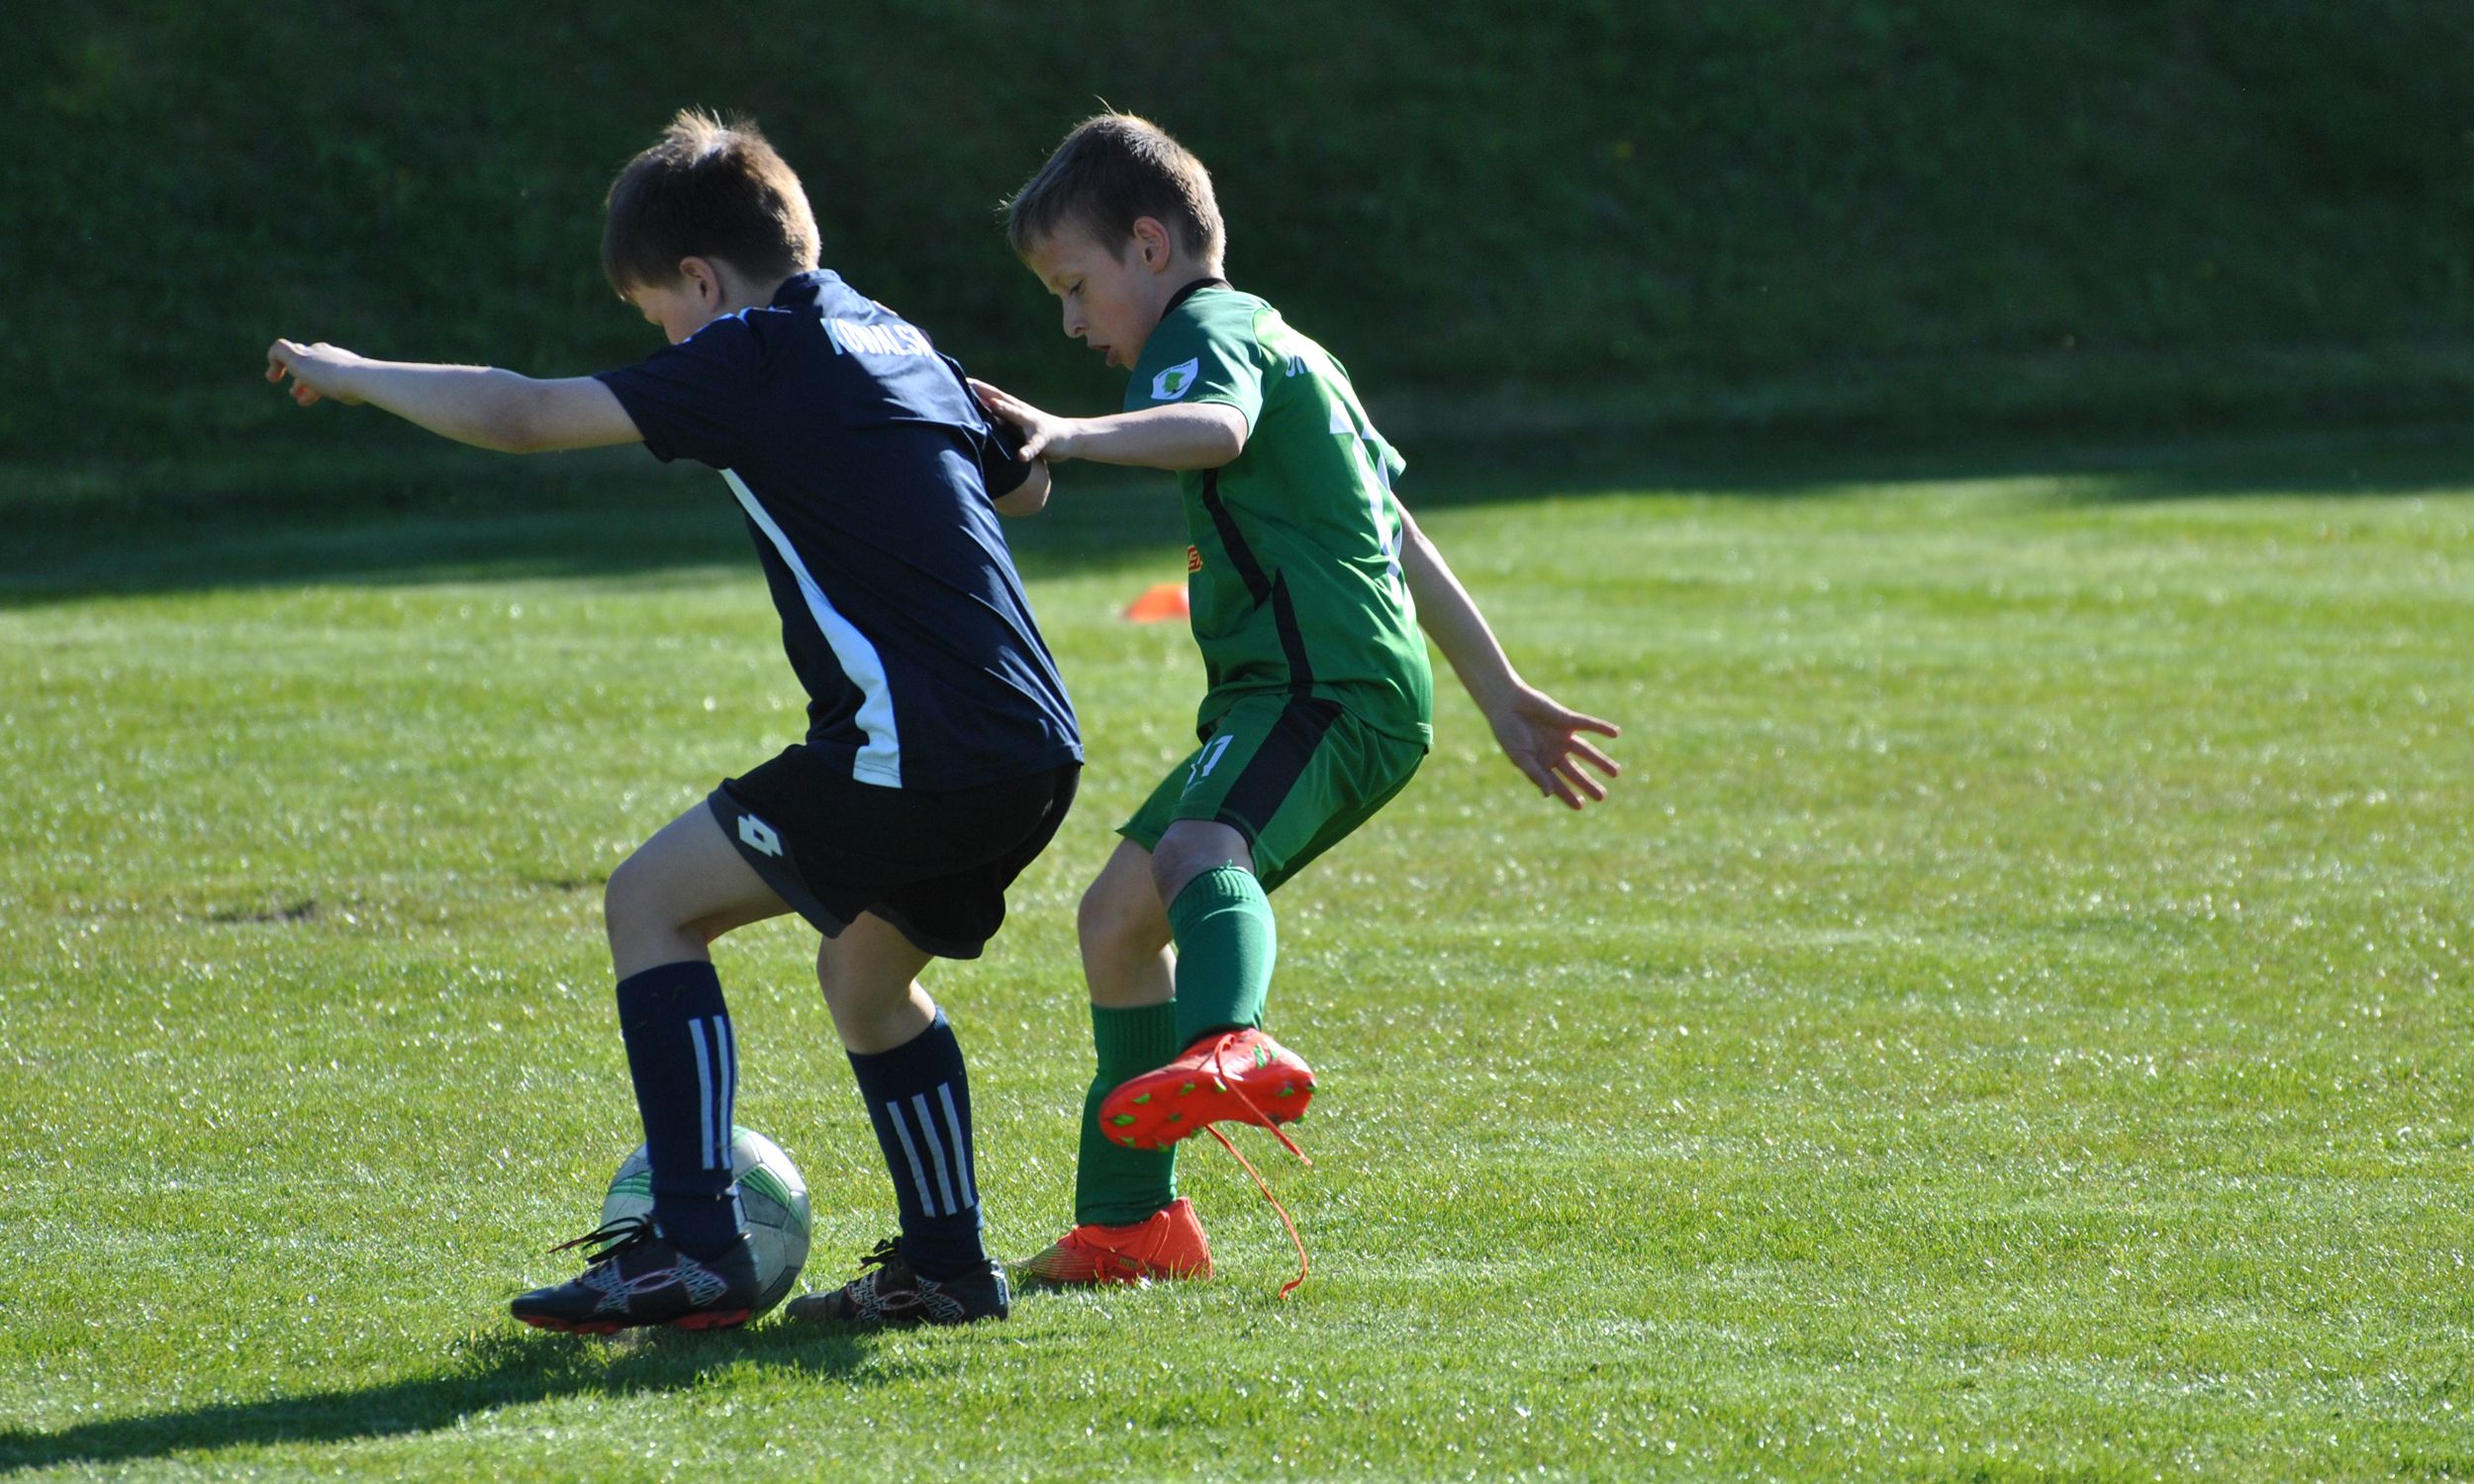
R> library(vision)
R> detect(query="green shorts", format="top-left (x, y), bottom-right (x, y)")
top-left (1119, 694), bottom-right (1427, 891)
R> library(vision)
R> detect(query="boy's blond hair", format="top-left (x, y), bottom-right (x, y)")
top-left (602, 110), bottom-right (820, 292)
top-left (1002, 113), bottom-right (1224, 270)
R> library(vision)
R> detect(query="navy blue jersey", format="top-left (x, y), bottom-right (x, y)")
top-left (595, 270), bottom-right (1081, 791)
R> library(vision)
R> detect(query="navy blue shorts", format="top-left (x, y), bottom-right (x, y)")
top-left (708, 753), bottom-right (1079, 959)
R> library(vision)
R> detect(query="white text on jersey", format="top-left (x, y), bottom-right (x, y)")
top-left (829, 319), bottom-right (936, 358)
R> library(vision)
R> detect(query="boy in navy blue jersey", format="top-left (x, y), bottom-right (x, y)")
top-left (267, 111), bottom-right (1079, 1331)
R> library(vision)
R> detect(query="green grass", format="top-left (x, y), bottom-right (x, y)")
top-left (3, 430), bottom-right (2471, 1479)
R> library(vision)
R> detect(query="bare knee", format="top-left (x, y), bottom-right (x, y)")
top-left (812, 918), bottom-right (936, 1055)
top-left (603, 852), bottom-right (659, 941)
top-left (604, 850), bottom-right (712, 961)
top-left (1148, 821), bottom-right (1253, 908)
top-left (1079, 873), bottom-right (1167, 962)
top-left (812, 938), bottom-right (852, 1007)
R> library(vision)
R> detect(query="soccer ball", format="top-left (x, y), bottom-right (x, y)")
top-left (602, 1125), bottom-right (813, 1317)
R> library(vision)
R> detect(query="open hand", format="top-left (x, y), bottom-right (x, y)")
top-left (968, 377), bottom-right (1074, 462)
top-left (265, 339), bottom-right (369, 407)
top-left (1487, 685), bottom-right (1621, 809)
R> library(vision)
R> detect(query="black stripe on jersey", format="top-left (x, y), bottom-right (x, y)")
top-left (1269, 574), bottom-right (1315, 697)
top-left (1199, 469), bottom-right (1272, 604)
top-left (1215, 696), bottom-right (1346, 840)
top-left (1201, 470), bottom-right (1317, 700)
top-left (1201, 468), bottom-right (1315, 698)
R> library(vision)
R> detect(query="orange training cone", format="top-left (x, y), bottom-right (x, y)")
top-left (1122, 582), bottom-right (1190, 622)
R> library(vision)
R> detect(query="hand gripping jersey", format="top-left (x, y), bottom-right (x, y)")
top-left (1125, 281), bottom-right (1433, 748)
top-left (596, 271), bottom-right (1081, 791)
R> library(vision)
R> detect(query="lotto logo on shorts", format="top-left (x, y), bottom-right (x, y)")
top-left (1187, 545), bottom-right (1202, 573)
top-left (737, 814), bottom-right (785, 858)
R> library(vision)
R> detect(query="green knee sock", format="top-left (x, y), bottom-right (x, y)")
top-left (1075, 1000), bottom-right (1181, 1226)
top-left (1167, 865), bottom-right (1278, 1046)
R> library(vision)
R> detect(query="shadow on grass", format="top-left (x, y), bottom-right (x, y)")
top-left (0, 1325), bottom-right (902, 1473)
top-left (2, 422), bottom-right (2467, 608)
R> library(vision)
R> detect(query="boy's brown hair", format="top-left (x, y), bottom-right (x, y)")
top-left (603, 110), bottom-right (820, 292)
top-left (1003, 113), bottom-right (1225, 270)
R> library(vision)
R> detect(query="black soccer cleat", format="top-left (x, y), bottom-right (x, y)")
top-left (781, 1238), bottom-right (1010, 1329)
top-left (511, 1216), bottom-right (764, 1335)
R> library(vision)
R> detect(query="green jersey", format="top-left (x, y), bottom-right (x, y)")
top-left (1127, 281), bottom-right (1434, 748)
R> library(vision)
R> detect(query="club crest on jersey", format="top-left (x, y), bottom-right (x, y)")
top-left (1187, 544), bottom-right (1203, 573)
top-left (1152, 358), bottom-right (1200, 401)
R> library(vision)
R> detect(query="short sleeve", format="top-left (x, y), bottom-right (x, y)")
top-left (1377, 434), bottom-right (1407, 486)
top-left (592, 314), bottom-right (763, 468)
top-left (951, 359), bottom-right (1031, 498)
top-left (1128, 301), bottom-right (1266, 429)
top-left (976, 403), bottom-right (1033, 497)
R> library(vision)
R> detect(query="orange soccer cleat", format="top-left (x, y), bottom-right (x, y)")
top-left (1095, 1028), bottom-right (1315, 1155)
top-left (1012, 1196), bottom-right (1215, 1285)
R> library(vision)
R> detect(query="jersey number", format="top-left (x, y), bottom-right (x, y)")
top-left (1335, 403), bottom-right (1408, 603)
top-left (1186, 734), bottom-right (1236, 790)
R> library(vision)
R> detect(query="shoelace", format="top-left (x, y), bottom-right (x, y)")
top-left (1198, 1032), bottom-right (1313, 1300)
top-left (548, 1214), bottom-right (658, 1265)
top-left (841, 1238), bottom-right (925, 1319)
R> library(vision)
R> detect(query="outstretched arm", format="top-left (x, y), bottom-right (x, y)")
top-left (1400, 508), bottom-right (1621, 809)
top-left (970, 377), bottom-right (1245, 472)
top-left (265, 339), bottom-right (642, 453)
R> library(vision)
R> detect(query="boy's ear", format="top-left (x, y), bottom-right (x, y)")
top-left (677, 255), bottom-right (721, 303)
top-left (1130, 217), bottom-right (1175, 275)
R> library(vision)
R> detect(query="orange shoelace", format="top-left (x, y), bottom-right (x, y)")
top-left (1199, 1032), bottom-right (1314, 1299)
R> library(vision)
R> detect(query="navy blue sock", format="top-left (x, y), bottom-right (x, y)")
top-left (847, 1011), bottom-right (986, 1280)
top-left (614, 962), bottom-right (744, 1259)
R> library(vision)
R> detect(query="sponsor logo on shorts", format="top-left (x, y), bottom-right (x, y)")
top-left (1151, 358), bottom-right (1200, 401)
top-left (737, 814), bottom-right (785, 858)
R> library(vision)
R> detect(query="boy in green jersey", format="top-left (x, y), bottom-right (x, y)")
top-left (974, 114), bottom-right (1620, 1288)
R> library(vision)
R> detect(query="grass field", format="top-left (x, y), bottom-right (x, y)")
top-left (2, 429), bottom-right (2469, 1479)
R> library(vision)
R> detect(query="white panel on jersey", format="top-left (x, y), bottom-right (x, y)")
top-left (722, 470), bottom-right (904, 787)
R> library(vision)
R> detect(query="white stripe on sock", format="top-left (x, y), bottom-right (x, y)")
top-left (936, 1082), bottom-right (977, 1209)
top-left (688, 1019), bottom-right (716, 1170)
top-left (886, 1101), bottom-right (942, 1216)
top-left (912, 1092), bottom-right (960, 1216)
top-left (714, 1016), bottom-right (736, 1169)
